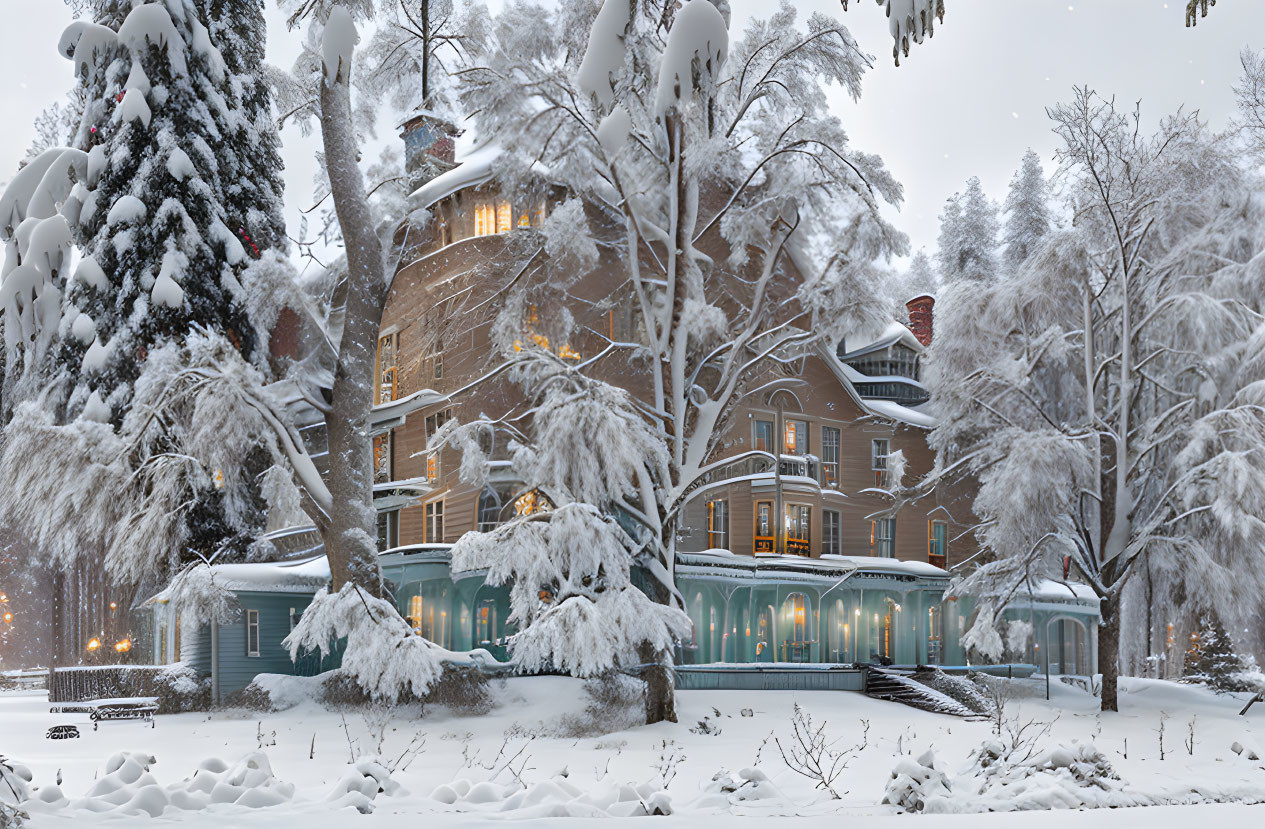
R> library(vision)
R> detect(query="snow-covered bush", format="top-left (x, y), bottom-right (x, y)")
top-left (882, 750), bottom-right (953, 813)
top-left (0, 757), bottom-right (31, 829)
top-left (1184, 616), bottom-right (1265, 694)
top-left (152, 663), bottom-right (211, 713)
top-left (327, 759), bottom-right (403, 815)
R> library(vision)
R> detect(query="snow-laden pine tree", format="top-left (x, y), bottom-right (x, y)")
top-left (923, 89), bottom-right (1265, 711)
top-left (1001, 148), bottom-right (1050, 268)
top-left (936, 175), bottom-right (999, 282)
top-left (1183, 615), bottom-right (1263, 693)
top-left (452, 0), bottom-right (928, 721)
top-left (443, 350), bottom-right (691, 679)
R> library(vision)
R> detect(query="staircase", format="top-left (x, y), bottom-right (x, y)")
top-left (863, 666), bottom-right (982, 718)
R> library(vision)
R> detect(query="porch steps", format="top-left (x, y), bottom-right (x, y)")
top-left (863, 666), bottom-right (983, 719)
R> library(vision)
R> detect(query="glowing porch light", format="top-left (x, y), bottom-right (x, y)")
top-left (86, 638), bottom-right (102, 652)
top-left (114, 639), bottom-right (131, 653)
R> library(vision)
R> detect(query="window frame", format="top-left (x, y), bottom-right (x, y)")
top-left (425, 500), bottom-right (445, 543)
top-left (871, 517), bottom-right (896, 558)
top-left (821, 426), bottom-right (840, 487)
top-left (707, 498), bottom-right (729, 551)
top-left (784, 418), bottom-right (808, 456)
top-left (928, 520), bottom-right (948, 567)
top-left (245, 609), bottom-right (260, 657)
top-left (822, 509), bottom-right (841, 556)
top-left (753, 419), bottom-right (774, 454)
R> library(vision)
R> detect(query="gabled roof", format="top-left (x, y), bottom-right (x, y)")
top-left (837, 320), bottom-right (924, 361)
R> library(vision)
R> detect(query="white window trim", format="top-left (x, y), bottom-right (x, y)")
top-left (246, 609), bottom-right (260, 657)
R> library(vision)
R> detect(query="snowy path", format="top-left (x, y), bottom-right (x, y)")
top-left (4, 675), bottom-right (1264, 825)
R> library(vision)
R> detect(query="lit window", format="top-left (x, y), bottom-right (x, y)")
top-left (426, 452), bottom-right (438, 483)
top-left (872, 438), bottom-right (890, 487)
top-left (373, 432), bottom-right (392, 483)
top-left (754, 501), bottom-right (773, 553)
top-left (517, 211), bottom-right (531, 228)
top-left (785, 504), bottom-right (810, 556)
top-left (408, 595), bottom-right (424, 632)
top-left (514, 489), bottom-right (552, 516)
top-left (496, 201), bottom-right (512, 233)
top-left (784, 419), bottom-right (807, 455)
top-left (707, 499), bottom-right (729, 550)
top-left (474, 203), bottom-right (496, 236)
top-left (928, 520), bottom-right (948, 567)
top-left (246, 609), bottom-right (260, 657)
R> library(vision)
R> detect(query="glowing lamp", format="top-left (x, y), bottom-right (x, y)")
top-left (114, 639), bottom-right (131, 653)
top-left (86, 638), bottom-right (102, 652)
top-left (2, 612), bottom-right (12, 624)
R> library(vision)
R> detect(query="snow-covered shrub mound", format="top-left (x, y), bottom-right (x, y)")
top-left (431, 776), bottom-right (671, 818)
top-left (882, 750), bottom-right (953, 813)
top-left (20, 752), bottom-right (295, 818)
top-left (327, 759), bottom-right (403, 814)
top-left (247, 672), bottom-right (328, 711)
top-left (911, 668), bottom-right (995, 715)
top-left (884, 742), bottom-right (1152, 814)
top-left (153, 664), bottom-right (211, 713)
top-left (691, 768), bottom-right (799, 815)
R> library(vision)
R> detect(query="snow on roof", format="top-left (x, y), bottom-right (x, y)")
top-left (208, 556), bottom-right (330, 594)
top-left (677, 549), bottom-right (949, 581)
top-left (837, 320), bottom-right (924, 360)
top-left (862, 398), bottom-right (938, 429)
top-left (817, 345), bottom-right (938, 429)
top-left (1011, 579), bottom-right (1100, 604)
top-left (370, 388), bottom-right (449, 435)
top-left (407, 141), bottom-right (502, 210)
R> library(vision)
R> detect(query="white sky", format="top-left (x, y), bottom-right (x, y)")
top-left (1, 1), bottom-right (1258, 268)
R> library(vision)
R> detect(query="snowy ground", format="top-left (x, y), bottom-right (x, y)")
top-left (3, 675), bottom-right (1265, 826)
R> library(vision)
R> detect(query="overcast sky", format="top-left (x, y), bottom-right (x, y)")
top-left (1, 1), bottom-right (1258, 270)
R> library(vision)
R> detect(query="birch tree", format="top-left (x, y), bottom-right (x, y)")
top-left (924, 89), bottom-right (1265, 711)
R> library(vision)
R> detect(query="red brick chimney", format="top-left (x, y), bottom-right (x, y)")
top-left (906, 294), bottom-right (935, 346)
top-left (399, 112), bottom-right (461, 187)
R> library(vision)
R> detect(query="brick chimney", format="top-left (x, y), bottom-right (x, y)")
top-left (399, 112), bottom-right (461, 188)
top-left (906, 294), bottom-right (935, 346)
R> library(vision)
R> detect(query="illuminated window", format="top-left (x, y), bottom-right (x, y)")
top-left (426, 452), bottom-right (438, 483)
top-left (375, 333), bottom-right (398, 405)
top-left (785, 504), bottom-right (810, 556)
top-left (517, 211), bottom-right (531, 228)
top-left (473, 203), bottom-right (496, 236)
top-left (425, 500), bottom-right (444, 543)
top-left (408, 595), bottom-right (424, 632)
top-left (496, 201), bottom-right (512, 233)
top-left (928, 520), bottom-right (948, 568)
top-left (514, 489), bottom-right (552, 516)
top-left (476, 599), bottom-right (497, 644)
top-left (784, 419), bottom-right (807, 455)
top-left (373, 432), bottom-right (391, 483)
top-left (754, 501), bottom-right (773, 553)
top-left (707, 499), bottom-right (729, 550)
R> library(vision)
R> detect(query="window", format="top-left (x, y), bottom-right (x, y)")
top-left (476, 599), bottom-right (497, 644)
top-left (407, 595), bottom-right (425, 635)
top-left (424, 409), bottom-right (451, 438)
top-left (928, 520), bottom-right (948, 568)
top-left (246, 609), bottom-right (260, 657)
top-left (785, 504), bottom-right (810, 555)
top-left (754, 501), bottom-right (773, 553)
top-left (376, 509), bottom-right (399, 551)
top-left (433, 352), bottom-right (443, 380)
top-left (289, 607), bottom-right (300, 632)
top-left (373, 431), bottom-right (392, 483)
top-left (426, 452), bottom-right (439, 483)
top-left (474, 203), bottom-right (496, 236)
top-left (496, 201), bottom-right (512, 233)
top-left (871, 518), bottom-right (896, 557)
top-left (478, 486), bottom-right (510, 532)
top-left (753, 420), bottom-right (774, 453)
top-left (822, 509), bottom-right (841, 556)
top-left (784, 419), bottom-right (808, 455)
top-left (821, 426), bottom-right (840, 487)
top-left (872, 438), bottom-right (890, 487)
top-left (517, 210), bottom-right (531, 228)
top-left (707, 499), bottom-right (729, 550)
top-left (927, 606), bottom-right (942, 665)
top-left (425, 500), bottom-right (445, 543)
top-left (375, 333), bottom-right (398, 405)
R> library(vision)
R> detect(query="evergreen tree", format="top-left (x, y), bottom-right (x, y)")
top-left (1002, 148), bottom-right (1050, 268)
top-left (936, 175), bottom-right (999, 282)
top-left (198, 0), bottom-right (286, 257)
top-left (59, 1), bottom-right (267, 560)
top-left (1185, 615), bottom-right (1260, 693)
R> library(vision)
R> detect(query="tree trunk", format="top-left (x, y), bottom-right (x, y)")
top-left (639, 641), bottom-right (677, 724)
top-left (1099, 593), bottom-right (1121, 712)
top-left (317, 48), bottom-right (389, 598)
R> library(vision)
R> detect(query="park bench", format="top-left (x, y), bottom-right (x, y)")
top-left (48, 697), bottom-right (158, 729)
